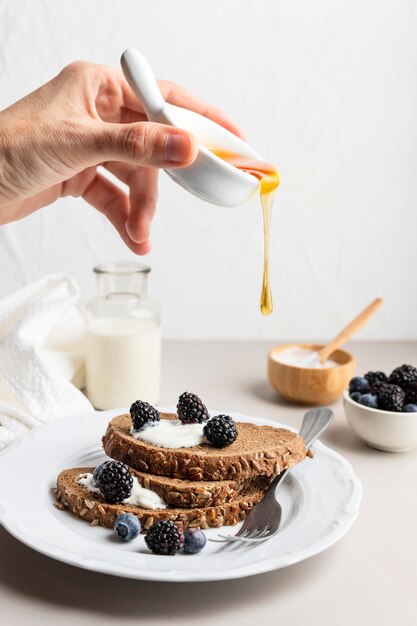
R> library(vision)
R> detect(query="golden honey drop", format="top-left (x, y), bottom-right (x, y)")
top-left (211, 150), bottom-right (280, 315)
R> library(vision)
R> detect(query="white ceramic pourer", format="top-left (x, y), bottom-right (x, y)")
top-left (121, 48), bottom-right (262, 207)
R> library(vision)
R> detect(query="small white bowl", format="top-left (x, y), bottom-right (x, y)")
top-left (343, 391), bottom-right (417, 452)
top-left (121, 49), bottom-right (261, 207)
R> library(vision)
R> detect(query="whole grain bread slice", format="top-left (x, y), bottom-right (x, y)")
top-left (102, 413), bottom-right (306, 481)
top-left (132, 468), bottom-right (263, 508)
top-left (55, 467), bottom-right (270, 532)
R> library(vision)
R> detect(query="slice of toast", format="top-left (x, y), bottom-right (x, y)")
top-left (132, 468), bottom-right (262, 508)
top-left (55, 467), bottom-right (270, 532)
top-left (102, 413), bottom-right (306, 481)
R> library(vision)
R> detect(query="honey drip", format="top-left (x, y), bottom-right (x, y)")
top-left (211, 150), bottom-right (280, 315)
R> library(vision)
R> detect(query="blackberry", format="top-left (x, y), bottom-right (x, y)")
top-left (203, 415), bottom-right (238, 448)
top-left (93, 461), bottom-right (109, 483)
top-left (177, 392), bottom-right (209, 424)
top-left (130, 400), bottom-right (160, 431)
top-left (95, 461), bottom-right (133, 503)
top-left (364, 371), bottom-right (388, 390)
top-left (145, 520), bottom-right (182, 555)
top-left (372, 380), bottom-right (390, 396)
top-left (388, 364), bottom-right (417, 389)
top-left (405, 382), bottom-right (417, 405)
top-left (378, 385), bottom-right (405, 412)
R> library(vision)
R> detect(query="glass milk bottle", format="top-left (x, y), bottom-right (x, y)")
top-left (85, 262), bottom-right (161, 409)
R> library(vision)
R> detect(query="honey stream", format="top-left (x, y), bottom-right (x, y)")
top-left (211, 150), bottom-right (280, 315)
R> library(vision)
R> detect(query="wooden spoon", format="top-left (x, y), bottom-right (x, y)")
top-left (316, 298), bottom-right (383, 365)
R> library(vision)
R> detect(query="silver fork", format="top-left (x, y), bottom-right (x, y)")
top-left (212, 407), bottom-right (334, 544)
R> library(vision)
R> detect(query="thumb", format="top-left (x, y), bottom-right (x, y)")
top-left (86, 121), bottom-right (198, 169)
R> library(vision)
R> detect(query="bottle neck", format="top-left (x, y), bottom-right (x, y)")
top-left (94, 262), bottom-right (150, 300)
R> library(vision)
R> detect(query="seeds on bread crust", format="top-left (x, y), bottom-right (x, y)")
top-left (56, 467), bottom-right (267, 533)
top-left (102, 413), bottom-right (306, 481)
top-left (130, 468), bottom-right (261, 508)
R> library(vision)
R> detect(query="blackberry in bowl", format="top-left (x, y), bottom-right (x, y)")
top-left (343, 365), bottom-right (417, 452)
top-left (388, 365), bottom-right (417, 389)
top-left (364, 371), bottom-right (388, 391)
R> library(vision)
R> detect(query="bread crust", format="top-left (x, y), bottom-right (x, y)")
top-left (131, 468), bottom-right (260, 508)
top-left (55, 467), bottom-right (270, 532)
top-left (102, 413), bottom-right (306, 481)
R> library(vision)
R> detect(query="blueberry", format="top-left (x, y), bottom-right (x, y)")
top-left (403, 404), bottom-right (417, 413)
top-left (93, 461), bottom-right (109, 484)
top-left (359, 393), bottom-right (378, 409)
top-left (349, 377), bottom-right (370, 394)
top-left (183, 528), bottom-right (207, 554)
top-left (114, 514), bottom-right (141, 541)
top-left (350, 391), bottom-right (362, 403)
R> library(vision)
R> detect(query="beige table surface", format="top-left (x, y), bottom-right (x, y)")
top-left (0, 340), bottom-right (416, 626)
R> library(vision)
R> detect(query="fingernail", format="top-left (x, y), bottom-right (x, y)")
top-left (164, 131), bottom-right (192, 163)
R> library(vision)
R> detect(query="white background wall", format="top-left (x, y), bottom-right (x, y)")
top-left (0, 0), bottom-right (416, 340)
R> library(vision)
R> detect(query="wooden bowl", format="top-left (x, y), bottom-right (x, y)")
top-left (268, 343), bottom-right (356, 406)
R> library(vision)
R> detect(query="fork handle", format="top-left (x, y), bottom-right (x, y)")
top-left (265, 408), bottom-right (334, 499)
top-left (265, 467), bottom-right (289, 496)
top-left (300, 408), bottom-right (333, 448)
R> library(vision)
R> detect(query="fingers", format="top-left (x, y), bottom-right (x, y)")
top-left (116, 69), bottom-right (245, 138)
top-left (158, 80), bottom-right (246, 139)
top-left (118, 102), bottom-right (245, 140)
top-left (61, 166), bottom-right (97, 197)
top-left (85, 120), bottom-right (198, 170)
top-left (103, 161), bottom-right (158, 244)
top-left (57, 62), bottom-right (245, 139)
top-left (82, 171), bottom-right (151, 255)
top-left (126, 167), bottom-right (158, 244)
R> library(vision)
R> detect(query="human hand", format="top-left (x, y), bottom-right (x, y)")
top-left (0, 61), bottom-right (243, 254)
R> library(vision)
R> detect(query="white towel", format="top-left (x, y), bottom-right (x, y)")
top-left (0, 274), bottom-right (93, 449)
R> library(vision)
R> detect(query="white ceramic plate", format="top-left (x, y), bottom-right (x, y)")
top-left (0, 409), bottom-right (362, 582)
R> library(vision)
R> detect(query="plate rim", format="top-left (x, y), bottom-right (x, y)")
top-left (0, 409), bottom-right (362, 582)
